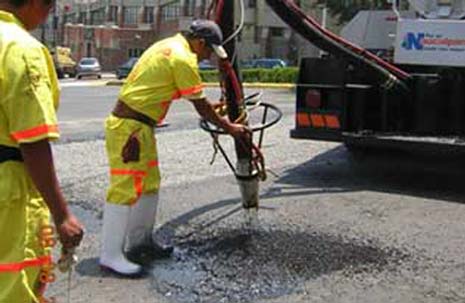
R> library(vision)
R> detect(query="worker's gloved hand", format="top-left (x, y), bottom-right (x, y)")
top-left (56, 214), bottom-right (84, 249)
top-left (122, 130), bottom-right (141, 163)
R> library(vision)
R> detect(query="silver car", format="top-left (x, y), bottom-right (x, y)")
top-left (76, 57), bottom-right (102, 79)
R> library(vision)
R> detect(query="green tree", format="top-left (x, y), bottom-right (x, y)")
top-left (316, 0), bottom-right (391, 24)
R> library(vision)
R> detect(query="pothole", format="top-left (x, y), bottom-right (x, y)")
top-left (150, 225), bottom-right (409, 303)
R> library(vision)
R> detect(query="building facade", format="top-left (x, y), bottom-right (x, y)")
top-left (33, 0), bottom-right (329, 71)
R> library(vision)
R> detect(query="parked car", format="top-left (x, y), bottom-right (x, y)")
top-left (243, 58), bottom-right (287, 69)
top-left (76, 57), bottom-right (102, 79)
top-left (198, 59), bottom-right (216, 70)
top-left (116, 57), bottom-right (139, 80)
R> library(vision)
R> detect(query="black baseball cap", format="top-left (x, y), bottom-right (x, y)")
top-left (189, 19), bottom-right (228, 59)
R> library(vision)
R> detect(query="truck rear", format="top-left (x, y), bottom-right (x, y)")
top-left (287, 0), bottom-right (465, 153)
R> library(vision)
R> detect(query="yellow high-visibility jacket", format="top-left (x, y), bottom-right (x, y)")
top-left (106, 33), bottom-right (205, 205)
top-left (0, 10), bottom-right (60, 303)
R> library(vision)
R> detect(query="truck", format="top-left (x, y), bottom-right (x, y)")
top-left (264, 0), bottom-right (465, 154)
top-left (51, 46), bottom-right (76, 79)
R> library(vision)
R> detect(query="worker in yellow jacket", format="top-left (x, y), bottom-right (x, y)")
top-left (100, 19), bottom-right (248, 276)
top-left (0, 0), bottom-right (84, 301)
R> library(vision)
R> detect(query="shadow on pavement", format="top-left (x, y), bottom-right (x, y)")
top-left (262, 145), bottom-right (465, 204)
top-left (75, 257), bottom-right (102, 277)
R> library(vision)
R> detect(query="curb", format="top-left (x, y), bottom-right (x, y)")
top-left (106, 80), bottom-right (125, 86)
top-left (105, 80), bottom-right (295, 89)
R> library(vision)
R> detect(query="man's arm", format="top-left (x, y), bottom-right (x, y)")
top-left (20, 140), bottom-right (83, 248)
top-left (190, 98), bottom-right (249, 138)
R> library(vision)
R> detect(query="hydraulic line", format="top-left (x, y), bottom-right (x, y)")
top-left (214, 0), bottom-right (225, 24)
top-left (220, 60), bottom-right (243, 107)
top-left (265, 0), bottom-right (411, 91)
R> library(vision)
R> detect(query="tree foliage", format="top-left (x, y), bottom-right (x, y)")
top-left (316, 0), bottom-right (391, 24)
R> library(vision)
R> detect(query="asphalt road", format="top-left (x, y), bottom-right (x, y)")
top-left (46, 80), bottom-right (465, 303)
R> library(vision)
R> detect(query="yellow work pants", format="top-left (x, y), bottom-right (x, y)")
top-left (0, 167), bottom-right (52, 303)
top-left (105, 114), bottom-right (160, 205)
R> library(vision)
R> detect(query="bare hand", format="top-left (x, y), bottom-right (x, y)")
top-left (228, 123), bottom-right (251, 142)
top-left (56, 215), bottom-right (84, 249)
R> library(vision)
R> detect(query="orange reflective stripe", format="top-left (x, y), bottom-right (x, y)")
top-left (111, 168), bottom-right (147, 177)
top-left (297, 113), bottom-right (311, 127)
top-left (11, 124), bottom-right (59, 141)
top-left (134, 176), bottom-right (143, 199)
top-left (156, 101), bottom-right (171, 124)
top-left (310, 114), bottom-right (325, 128)
top-left (324, 115), bottom-right (340, 129)
top-left (148, 160), bottom-right (158, 168)
top-left (179, 84), bottom-right (203, 96)
top-left (175, 84), bottom-right (204, 99)
top-left (171, 91), bottom-right (181, 99)
top-left (0, 256), bottom-right (51, 272)
top-left (111, 168), bottom-right (147, 204)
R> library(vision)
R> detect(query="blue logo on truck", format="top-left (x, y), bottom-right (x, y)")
top-left (402, 32), bottom-right (424, 50)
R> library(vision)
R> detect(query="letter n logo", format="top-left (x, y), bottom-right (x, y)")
top-left (402, 32), bottom-right (424, 50)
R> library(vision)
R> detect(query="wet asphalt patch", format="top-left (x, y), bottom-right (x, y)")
top-left (150, 225), bottom-right (408, 303)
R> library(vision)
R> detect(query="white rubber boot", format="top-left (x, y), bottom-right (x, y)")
top-left (126, 193), bottom-right (158, 250)
top-left (126, 193), bottom-right (173, 259)
top-left (100, 202), bottom-right (142, 276)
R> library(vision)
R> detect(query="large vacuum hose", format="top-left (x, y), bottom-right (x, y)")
top-left (265, 0), bottom-right (411, 91)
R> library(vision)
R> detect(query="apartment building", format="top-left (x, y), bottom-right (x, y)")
top-left (33, 0), bottom-right (327, 70)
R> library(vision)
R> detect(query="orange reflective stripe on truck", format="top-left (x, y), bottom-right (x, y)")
top-left (297, 112), bottom-right (340, 129)
top-left (310, 114), bottom-right (325, 128)
top-left (324, 115), bottom-right (340, 129)
top-left (297, 113), bottom-right (311, 127)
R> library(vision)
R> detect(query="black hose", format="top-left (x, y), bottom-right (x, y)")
top-left (265, 0), bottom-right (411, 93)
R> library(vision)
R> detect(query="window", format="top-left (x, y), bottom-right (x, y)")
top-left (90, 8), bottom-right (105, 25)
top-left (79, 58), bottom-right (98, 65)
top-left (184, 0), bottom-right (195, 16)
top-left (64, 13), bottom-right (76, 24)
top-left (128, 48), bottom-right (144, 58)
top-left (123, 7), bottom-right (138, 25)
top-left (270, 27), bottom-right (284, 37)
top-left (143, 6), bottom-right (154, 23)
top-left (78, 11), bottom-right (87, 24)
top-left (161, 4), bottom-right (180, 21)
top-left (248, 0), bottom-right (256, 8)
top-left (108, 6), bottom-right (118, 22)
